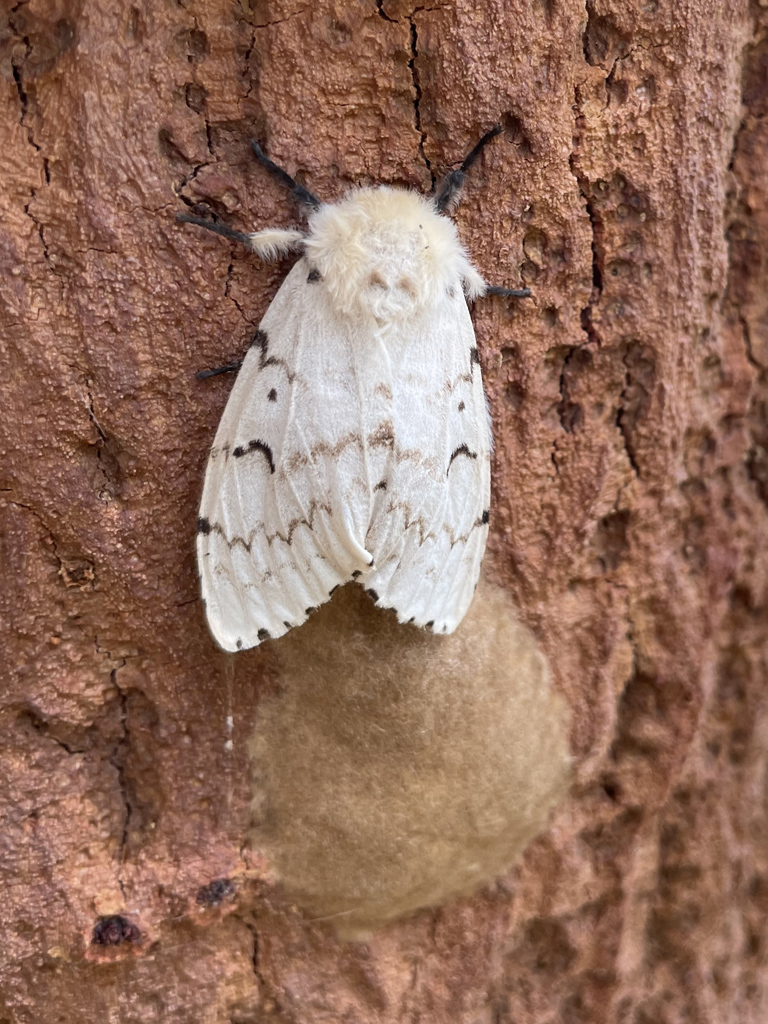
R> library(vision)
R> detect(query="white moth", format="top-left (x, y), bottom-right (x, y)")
top-left (181, 130), bottom-right (529, 652)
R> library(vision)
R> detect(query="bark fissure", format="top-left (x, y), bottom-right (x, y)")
top-left (9, 4), bottom-right (54, 268)
top-left (173, 161), bottom-right (214, 208)
top-left (9, 24), bottom-right (39, 154)
top-left (224, 255), bottom-right (250, 322)
top-left (84, 377), bottom-right (118, 498)
top-left (104, 655), bottom-right (132, 899)
top-left (7, 498), bottom-right (67, 580)
top-left (407, 15), bottom-right (435, 187)
top-left (251, 7), bottom-right (309, 30)
top-left (243, 26), bottom-right (258, 99)
top-left (237, 920), bottom-right (274, 1018)
top-left (616, 354), bottom-right (642, 477)
top-left (19, 706), bottom-right (85, 756)
top-left (375, 0), bottom-right (396, 23)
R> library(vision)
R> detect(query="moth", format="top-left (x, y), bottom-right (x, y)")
top-left (180, 127), bottom-right (529, 652)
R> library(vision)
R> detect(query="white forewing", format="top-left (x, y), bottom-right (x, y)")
top-left (198, 260), bottom-right (490, 651)
top-left (363, 286), bottom-right (491, 633)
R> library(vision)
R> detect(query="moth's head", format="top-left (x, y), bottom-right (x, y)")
top-left (303, 187), bottom-right (485, 323)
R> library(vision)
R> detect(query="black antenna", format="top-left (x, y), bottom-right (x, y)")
top-left (250, 140), bottom-right (321, 212)
top-left (435, 124), bottom-right (503, 214)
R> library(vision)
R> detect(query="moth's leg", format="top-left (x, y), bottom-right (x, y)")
top-left (435, 124), bottom-right (503, 214)
top-left (484, 284), bottom-right (531, 299)
top-left (250, 140), bottom-right (322, 213)
top-left (177, 212), bottom-right (305, 259)
top-left (176, 213), bottom-right (254, 246)
top-left (196, 360), bottom-right (243, 380)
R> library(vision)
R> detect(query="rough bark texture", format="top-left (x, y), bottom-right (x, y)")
top-left (1, 0), bottom-right (767, 1021)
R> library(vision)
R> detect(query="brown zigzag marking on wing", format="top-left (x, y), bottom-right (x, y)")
top-left (284, 431), bottom-right (363, 473)
top-left (368, 421), bottom-right (395, 447)
top-left (205, 499), bottom-right (332, 552)
top-left (441, 370), bottom-right (473, 394)
top-left (441, 513), bottom-right (491, 548)
top-left (381, 499), bottom-right (437, 546)
top-left (282, 422), bottom-right (401, 473)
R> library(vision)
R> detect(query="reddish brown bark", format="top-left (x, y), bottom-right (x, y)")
top-left (1, 0), bottom-right (767, 1021)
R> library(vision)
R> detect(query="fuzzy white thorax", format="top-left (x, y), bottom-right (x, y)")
top-left (303, 187), bottom-right (487, 322)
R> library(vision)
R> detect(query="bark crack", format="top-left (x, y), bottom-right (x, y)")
top-left (570, 28), bottom-right (641, 480)
top-left (172, 161), bottom-right (214, 208)
top-left (99, 641), bottom-right (132, 899)
top-left (23, 194), bottom-right (52, 266)
top-left (243, 25), bottom-right (258, 99)
top-left (6, 498), bottom-right (66, 579)
top-left (10, 2), bottom-right (53, 268)
top-left (84, 377), bottom-right (117, 500)
top-left (407, 13), bottom-right (435, 187)
top-left (234, 919), bottom-right (276, 1020)
top-left (224, 256), bottom-right (251, 322)
top-left (251, 7), bottom-right (308, 29)
top-left (19, 706), bottom-right (85, 756)
top-left (375, 0), bottom-right (396, 21)
top-left (10, 6), bottom-right (39, 155)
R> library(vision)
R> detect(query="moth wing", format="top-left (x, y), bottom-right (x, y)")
top-left (364, 289), bottom-right (491, 633)
top-left (197, 260), bottom-right (382, 652)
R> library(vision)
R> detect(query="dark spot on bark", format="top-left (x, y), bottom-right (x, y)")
top-left (181, 27), bottom-right (209, 60)
top-left (258, 629), bottom-right (271, 641)
top-left (374, 480), bottom-right (387, 491)
top-left (481, 509), bottom-right (490, 524)
top-left (56, 19), bottom-right (76, 53)
top-left (197, 517), bottom-right (211, 534)
top-left (268, 389), bottom-right (277, 402)
top-left (195, 878), bottom-right (236, 907)
top-left (232, 446), bottom-right (245, 458)
top-left (91, 916), bottom-right (141, 947)
top-left (307, 267), bottom-right (321, 282)
top-left (283, 621), bottom-right (293, 629)
top-left (425, 620), bottom-right (434, 630)
top-left (236, 639), bottom-right (243, 650)
top-left (185, 82), bottom-right (208, 115)
top-left (367, 589), bottom-right (379, 602)
top-left (470, 347), bottom-right (480, 365)
top-left (251, 328), bottom-right (268, 349)
top-left (351, 570), bottom-right (361, 579)
top-left (305, 606), bottom-right (318, 616)
top-left (458, 401), bottom-right (465, 411)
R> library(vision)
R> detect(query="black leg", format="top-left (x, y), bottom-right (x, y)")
top-left (485, 284), bottom-right (532, 299)
top-left (250, 140), bottom-right (321, 212)
top-left (196, 360), bottom-right (243, 380)
top-left (435, 124), bottom-right (503, 214)
top-left (177, 213), bottom-right (254, 247)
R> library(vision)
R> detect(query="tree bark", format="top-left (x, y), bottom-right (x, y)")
top-left (1, 0), bottom-right (767, 1021)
